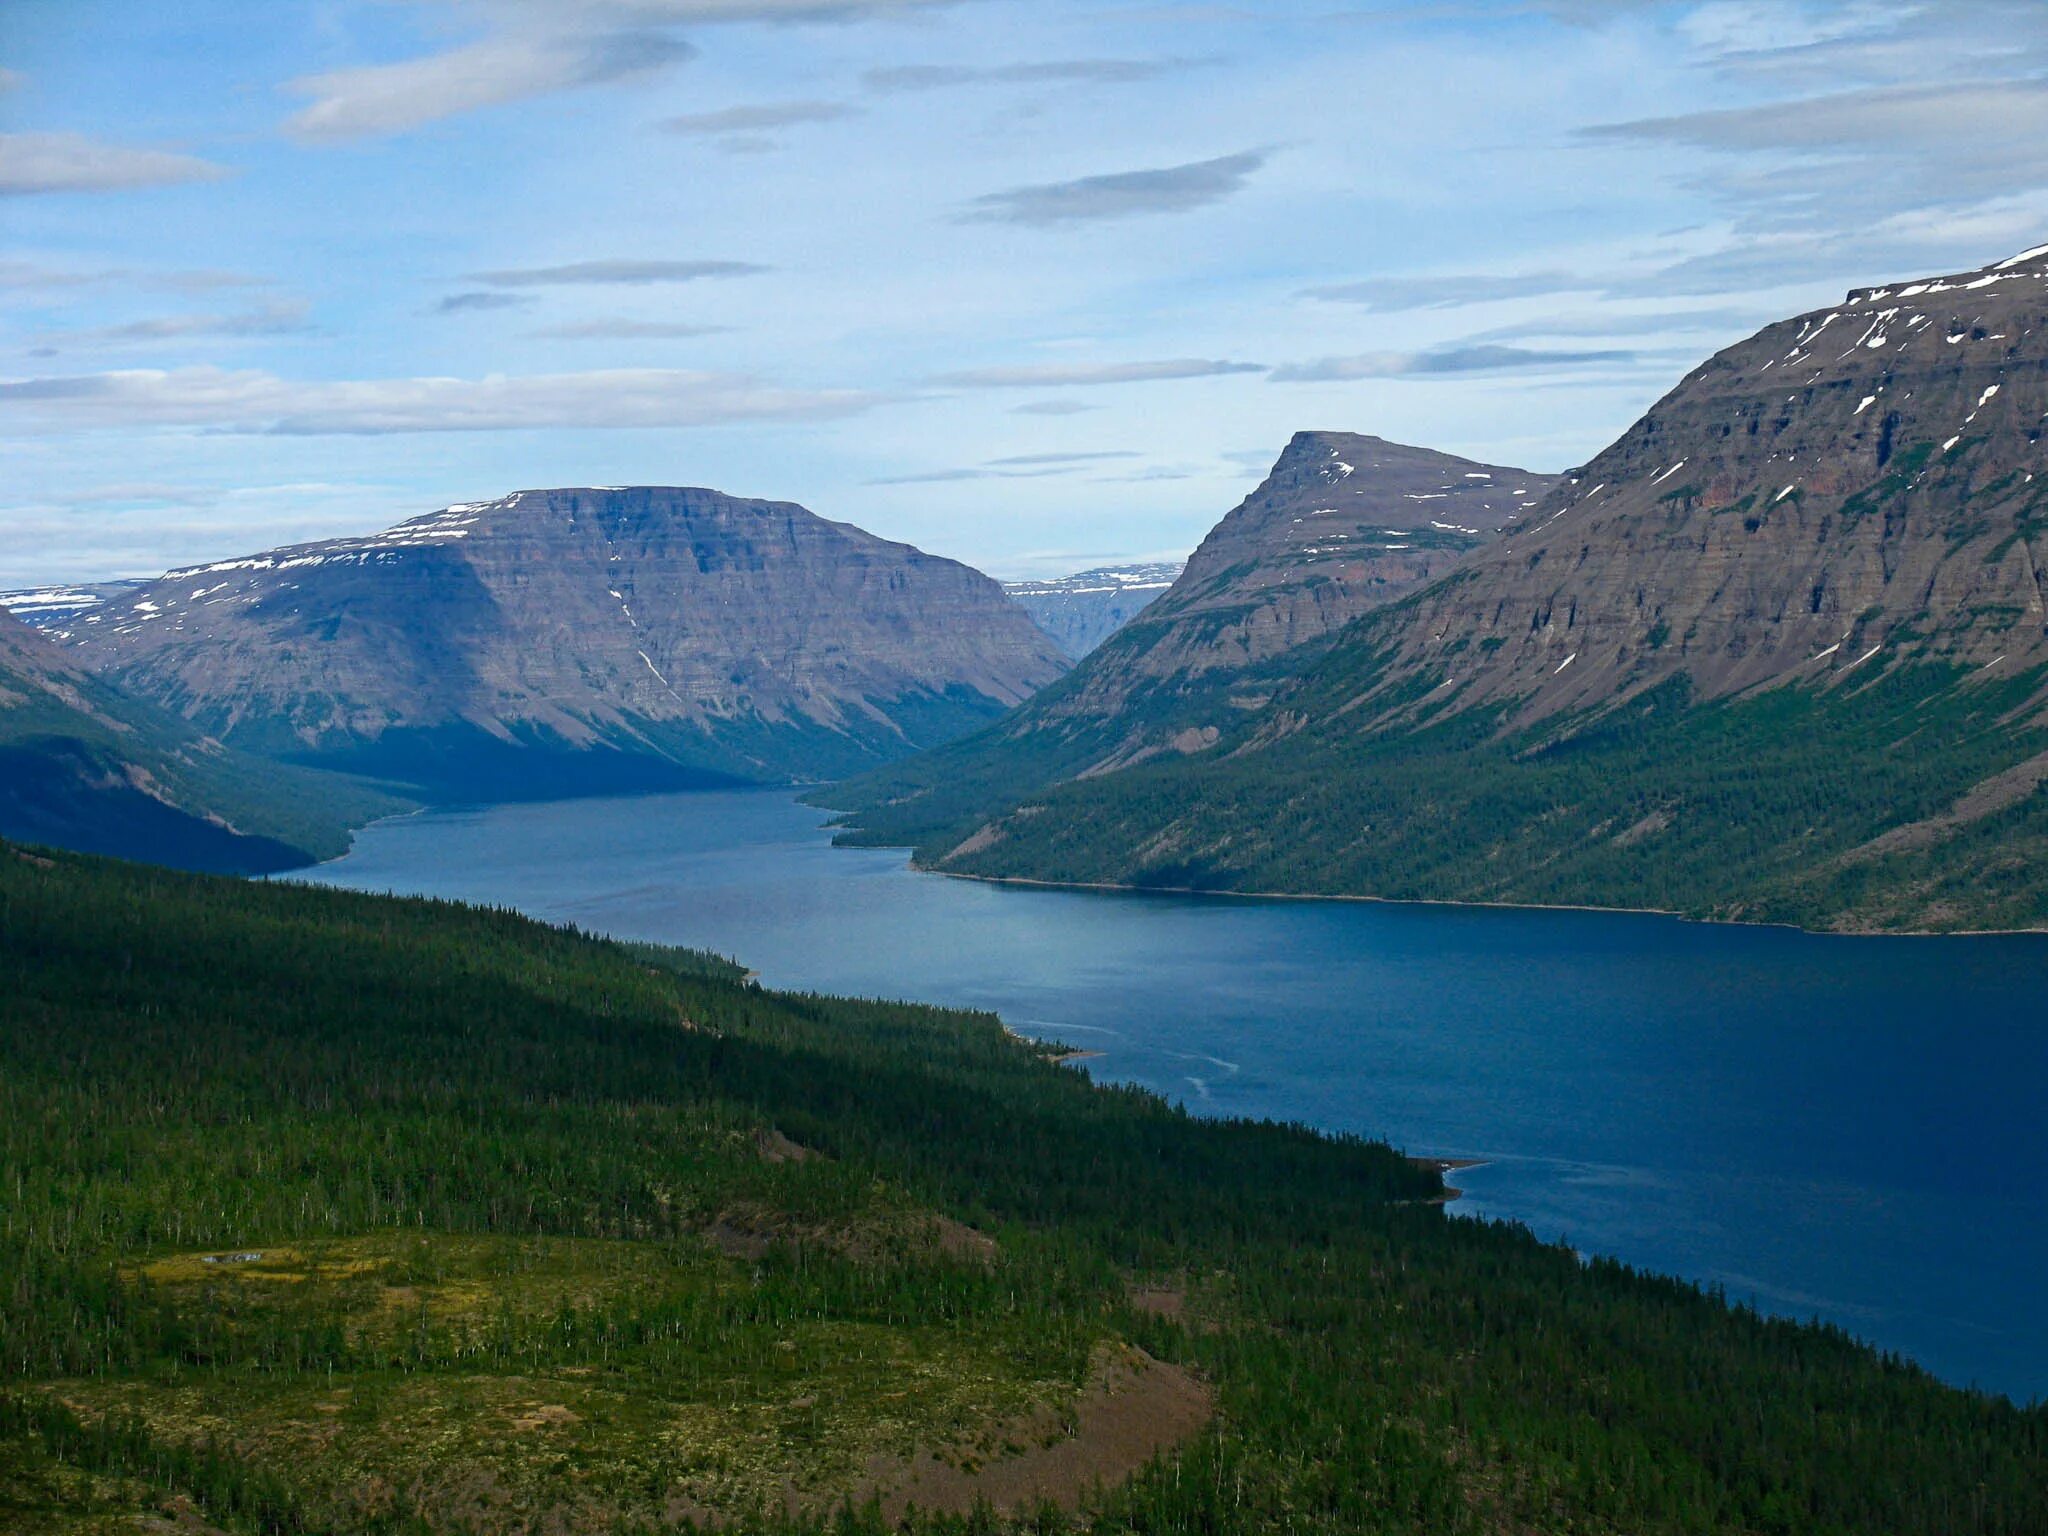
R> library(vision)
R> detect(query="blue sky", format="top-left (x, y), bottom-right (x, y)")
top-left (4, 0), bottom-right (2047, 587)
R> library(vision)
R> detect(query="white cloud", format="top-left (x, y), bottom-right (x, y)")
top-left (961, 149), bottom-right (1270, 226)
top-left (933, 359), bottom-right (1266, 387)
top-left (532, 317), bottom-right (732, 338)
top-left (1267, 345), bottom-right (1635, 383)
top-left (283, 0), bottom-right (964, 140)
top-left (1303, 270), bottom-right (1595, 311)
top-left (862, 59), bottom-right (1185, 93)
top-left (32, 302), bottom-right (313, 349)
top-left (470, 258), bottom-right (769, 285)
top-left (0, 132), bottom-right (228, 195)
top-left (286, 31), bottom-right (696, 141)
top-left (662, 99), bottom-right (856, 133)
top-left (0, 365), bottom-right (883, 434)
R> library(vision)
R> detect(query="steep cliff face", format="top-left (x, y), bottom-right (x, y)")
top-left (0, 608), bottom-right (370, 872)
top-left (1004, 563), bottom-right (1183, 659)
top-left (823, 248), bottom-right (2048, 931)
top-left (1373, 244), bottom-right (2048, 727)
top-left (61, 488), bottom-right (1068, 793)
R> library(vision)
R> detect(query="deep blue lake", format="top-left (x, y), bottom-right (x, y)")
top-left (294, 787), bottom-right (2048, 1404)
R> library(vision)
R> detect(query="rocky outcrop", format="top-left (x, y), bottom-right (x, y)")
top-left (1004, 563), bottom-right (1183, 658)
top-left (58, 488), bottom-right (1068, 794)
top-left (1132, 431), bottom-right (1555, 679)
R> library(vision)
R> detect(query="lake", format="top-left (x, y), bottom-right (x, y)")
top-left (293, 787), bottom-right (2048, 1404)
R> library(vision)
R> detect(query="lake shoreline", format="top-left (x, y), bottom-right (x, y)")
top-left (912, 863), bottom-right (2048, 941)
top-left (293, 787), bottom-right (2048, 1400)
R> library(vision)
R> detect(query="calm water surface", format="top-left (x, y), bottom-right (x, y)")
top-left (295, 788), bottom-right (2048, 1403)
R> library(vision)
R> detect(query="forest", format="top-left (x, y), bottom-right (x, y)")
top-left (1, 839), bottom-right (2043, 1533)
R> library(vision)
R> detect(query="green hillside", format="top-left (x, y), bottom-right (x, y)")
top-left (1, 841), bottom-right (2041, 1532)
top-left (819, 612), bottom-right (2048, 932)
top-left (0, 613), bottom-right (395, 874)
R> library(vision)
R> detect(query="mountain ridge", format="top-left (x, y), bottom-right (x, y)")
top-left (1003, 561), bottom-right (1183, 658)
top-left (822, 245), bottom-right (2048, 932)
top-left (51, 486), bottom-right (1068, 797)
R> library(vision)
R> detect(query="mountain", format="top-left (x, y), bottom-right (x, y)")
top-left (822, 432), bottom-right (1558, 841)
top-left (1004, 561), bottom-right (1184, 658)
top-left (822, 246), bottom-right (2048, 931)
top-left (0, 606), bottom-right (384, 872)
top-left (55, 487), bottom-right (1067, 798)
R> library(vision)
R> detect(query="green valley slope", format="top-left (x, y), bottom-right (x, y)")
top-left (825, 247), bottom-right (2048, 932)
top-left (0, 608), bottom-right (390, 873)
top-left (1, 842), bottom-right (2042, 1532)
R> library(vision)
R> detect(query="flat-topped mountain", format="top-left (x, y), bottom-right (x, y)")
top-left (825, 247), bottom-right (2048, 931)
top-left (1004, 562), bottom-right (1183, 657)
top-left (60, 487), bottom-right (1068, 796)
top-left (0, 606), bottom-right (378, 871)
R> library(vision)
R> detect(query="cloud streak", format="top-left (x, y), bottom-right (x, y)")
top-left (662, 99), bottom-right (856, 134)
top-left (864, 59), bottom-right (1186, 93)
top-left (286, 31), bottom-right (696, 140)
top-left (33, 302), bottom-right (313, 347)
top-left (532, 318), bottom-right (732, 339)
top-left (1303, 269), bottom-right (1593, 311)
top-left (933, 358), bottom-right (1265, 387)
top-left (962, 149), bottom-right (1269, 226)
top-left (282, 0), bottom-right (964, 139)
top-left (0, 365), bottom-right (882, 435)
top-left (0, 132), bottom-right (229, 195)
top-left (1267, 344), bottom-right (1634, 383)
top-left (469, 259), bottom-right (769, 286)
top-left (434, 292), bottom-right (534, 313)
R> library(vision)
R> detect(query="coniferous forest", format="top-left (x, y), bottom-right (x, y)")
top-left (1, 840), bottom-right (2042, 1533)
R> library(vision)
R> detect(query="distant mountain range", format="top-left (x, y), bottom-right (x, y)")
top-left (1003, 563), bottom-right (1183, 658)
top-left (822, 245), bottom-right (2048, 933)
top-left (18, 488), bottom-right (1066, 804)
top-left (0, 580), bottom-right (149, 633)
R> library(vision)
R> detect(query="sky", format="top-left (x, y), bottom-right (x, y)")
top-left (4, 0), bottom-right (2048, 588)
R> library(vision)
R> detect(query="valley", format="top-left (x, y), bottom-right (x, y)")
top-left (13, 10), bottom-right (2048, 1531)
top-left (823, 248), bottom-right (2048, 933)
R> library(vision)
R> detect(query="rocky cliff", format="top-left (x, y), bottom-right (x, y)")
top-left (1130, 431), bottom-right (1555, 679)
top-left (59, 488), bottom-right (1068, 795)
top-left (1004, 563), bottom-right (1183, 658)
top-left (1367, 243), bottom-right (2048, 727)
